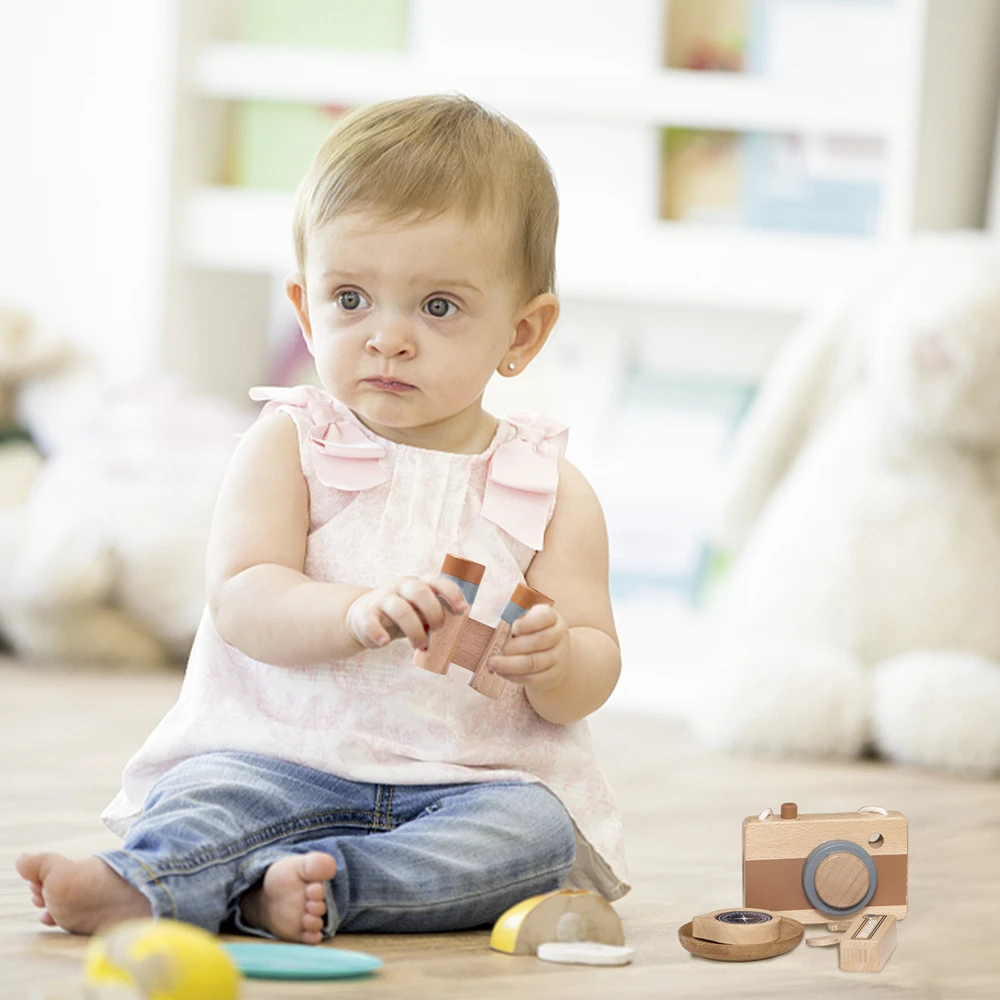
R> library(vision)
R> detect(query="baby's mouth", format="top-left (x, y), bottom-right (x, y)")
top-left (364, 376), bottom-right (416, 392)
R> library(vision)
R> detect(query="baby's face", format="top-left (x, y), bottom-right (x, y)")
top-left (294, 208), bottom-right (522, 445)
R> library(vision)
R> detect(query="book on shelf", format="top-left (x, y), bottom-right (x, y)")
top-left (660, 127), bottom-right (884, 236)
top-left (666, 0), bottom-right (896, 83)
top-left (662, 0), bottom-right (891, 236)
top-left (227, 0), bottom-right (408, 190)
top-left (664, 0), bottom-right (747, 72)
top-left (240, 0), bottom-right (409, 50)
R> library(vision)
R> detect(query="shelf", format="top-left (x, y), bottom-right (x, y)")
top-left (184, 185), bottom-right (884, 313)
top-left (195, 43), bottom-right (895, 137)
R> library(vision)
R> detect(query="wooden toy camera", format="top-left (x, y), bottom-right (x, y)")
top-left (743, 803), bottom-right (908, 925)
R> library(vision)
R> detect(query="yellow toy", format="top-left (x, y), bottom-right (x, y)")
top-left (83, 918), bottom-right (241, 1000)
top-left (491, 889), bottom-right (625, 956)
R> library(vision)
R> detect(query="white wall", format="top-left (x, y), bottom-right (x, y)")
top-left (0, 0), bottom-right (175, 376)
top-left (914, 0), bottom-right (1000, 228)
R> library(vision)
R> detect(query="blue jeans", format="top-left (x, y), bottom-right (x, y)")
top-left (97, 752), bottom-right (576, 938)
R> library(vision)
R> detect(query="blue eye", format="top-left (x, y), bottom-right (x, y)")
top-left (337, 290), bottom-right (368, 311)
top-left (425, 297), bottom-right (457, 318)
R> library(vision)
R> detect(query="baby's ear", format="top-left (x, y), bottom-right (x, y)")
top-left (504, 293), bottom-right (559, 374)
top-left (285, 274), bottom-right (314, 352)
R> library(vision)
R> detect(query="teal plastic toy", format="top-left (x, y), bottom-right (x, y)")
top-left (223, 942), bottom-right (382, 980)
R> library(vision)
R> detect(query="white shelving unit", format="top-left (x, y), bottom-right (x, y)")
top-left (194, 44), bottom-right (896, 134)
top-left (185, 184), bottom-right (881, 313)
top-left (160, 0), bottom-right (1000, 400)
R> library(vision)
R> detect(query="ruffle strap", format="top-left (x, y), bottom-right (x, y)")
top-left (250, 389), bottom-right (567, 541)
top-left (482, 410), bottom-right (568, 550)
top-left (249, 386), bottom-right (387, 491)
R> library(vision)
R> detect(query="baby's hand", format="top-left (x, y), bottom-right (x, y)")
top-left (346, 575), bottom-right (470, 652)
top-left (486, 605), bottom-right (571, 691)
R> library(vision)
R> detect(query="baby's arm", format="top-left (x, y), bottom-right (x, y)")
top-left (486, 458), bottom-right (620, 724)
top-left (207, 412), bottom-right (465, 666)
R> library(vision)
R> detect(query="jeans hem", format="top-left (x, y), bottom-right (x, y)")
top-left (95, 849), bottom-right (178, 920)
top-left (224, 846), bottom-right (343, 941)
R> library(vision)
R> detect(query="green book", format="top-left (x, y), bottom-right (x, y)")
top-left (230, 0), bottom-right (409, 190)
top-left (240, 0), bottom-right (408, 51)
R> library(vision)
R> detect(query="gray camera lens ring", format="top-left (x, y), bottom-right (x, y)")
top-left (802, 839), bottom-right (878, 916)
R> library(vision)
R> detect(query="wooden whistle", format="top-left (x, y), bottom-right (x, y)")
top-left (412, 554), bottom-right (485, 674)
top-left (469, 583), bottom-right (554, 699)
top-left (413, 554), bottom-right (554, 700)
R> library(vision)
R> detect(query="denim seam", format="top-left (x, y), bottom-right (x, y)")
top-left (236, 846), bottom-right (285, 886)
top-left (373, 784), bottom-right (383, 833)
top-left (383, 785), bottom-right (395, 830)
top-left (136, 813), bottom-right (379, 878)
top-left (354, 860), bottom-right (575, 912)
top-left (120, 850), bottom-right (179, 918)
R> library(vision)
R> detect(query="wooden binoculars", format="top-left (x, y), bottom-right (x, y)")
top-left (413, 553), bottom-right (553, 699)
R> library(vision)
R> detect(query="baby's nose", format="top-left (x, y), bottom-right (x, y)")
top-left (366, 316), bottom-right (415, 356)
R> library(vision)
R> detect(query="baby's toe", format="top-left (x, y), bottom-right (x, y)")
top-left (304, 882), bottom-right (326, 902)
top-left (302, 929), bottom-right (322, 945)
top-left (300, 853), bottom-right (336, 884)
top-left (39, 911), bottom-right (56, 926)
top-left (15, 855), bottom-right (44, 884)
top-left (305, 899), bottom-right (325, 916)
top-left (302, 914), bottom-right (323, 932)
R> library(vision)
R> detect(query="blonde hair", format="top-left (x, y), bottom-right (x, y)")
top-left (292, 94), bottom-right (558, 303)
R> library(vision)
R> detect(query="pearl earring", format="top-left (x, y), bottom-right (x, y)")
top-left (507, 362), bottom-right (516, 371)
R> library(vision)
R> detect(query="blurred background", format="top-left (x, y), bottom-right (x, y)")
top-left (1, 0), bottom-right (999, 713)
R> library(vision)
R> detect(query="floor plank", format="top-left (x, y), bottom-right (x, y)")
top-left (2, 658), bottom-right (998, 998)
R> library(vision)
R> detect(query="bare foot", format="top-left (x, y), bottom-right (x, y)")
top-left (15, 853), bottom-right (151, 934)
top-left (240, 851), bottom-right (337, 945)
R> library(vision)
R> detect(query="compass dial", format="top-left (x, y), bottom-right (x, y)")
top-left (716, 910), bottom-right (774, 925)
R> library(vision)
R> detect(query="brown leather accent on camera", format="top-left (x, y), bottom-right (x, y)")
top-left (869, 855), bottom-right (908, 908)
top-left (745, 855), bottom-right (907, 912)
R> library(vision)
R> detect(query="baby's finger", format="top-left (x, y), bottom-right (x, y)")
top-left (399, 579), bottom-right (451, 631)
top-left (490, 653), bottom-right (558, 687)
top-left (501, 625), bottom-right (560, 659)
top-left (488, 649), bottom-right (557, 678)
top-left (377, 609), bottom-right (403, 639)
top-left (357, 610), bottom-right (393, 648)
top-left (509, 604), bottom-right (558, 636)
top-left (379, 593), bottom-right (430, 650)
top-left (421, 573), bottom-right (472, 614)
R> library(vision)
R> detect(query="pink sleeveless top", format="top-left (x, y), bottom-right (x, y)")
top-left (102, 386), bottom-right (629, 900)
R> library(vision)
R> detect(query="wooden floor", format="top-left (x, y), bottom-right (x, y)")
top-left (2, 659), bottom-right (998, 999)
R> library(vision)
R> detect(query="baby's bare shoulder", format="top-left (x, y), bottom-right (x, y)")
top-left (206, 409), bottom-right (308, 597)
top-left (553, 456), bottom-right (606, 529)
